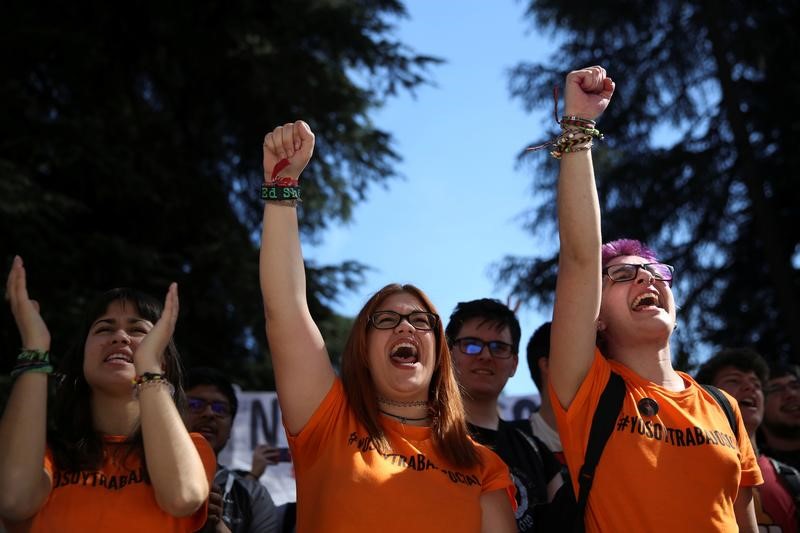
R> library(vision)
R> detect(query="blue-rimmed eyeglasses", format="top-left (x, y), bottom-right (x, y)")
top-left (453, 337), bottom-right (515, 359)
top-left (187, 397), bottom-right (232, 417)
top-left (603, 262), bottom-right (674, 286)
top-left (369, 310), bottom-right (439, 331)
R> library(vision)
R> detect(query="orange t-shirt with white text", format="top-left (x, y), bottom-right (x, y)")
top-left (550, 351), bottom-right (763, 532)
top-left (288, 378), bottom-right (515, 533)
top-left (5, 433), bottom-right (216, 533)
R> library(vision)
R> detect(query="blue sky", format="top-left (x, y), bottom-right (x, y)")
top-left (306, 0), bottom-right (557, 397)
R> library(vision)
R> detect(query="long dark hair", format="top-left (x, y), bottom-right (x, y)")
top-left (48, 288), bottom-right (186, 474)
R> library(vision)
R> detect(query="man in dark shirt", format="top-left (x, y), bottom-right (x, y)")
top-left (185, 367), bottom-right (279, 533)
top-left (446, 299), bottom-right (563, 533)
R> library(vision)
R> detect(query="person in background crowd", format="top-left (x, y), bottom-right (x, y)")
top-left (525, 322), bottom-right (565, 465)
top-left (0, 257), bottom-right (214, 532)
top-left (697, 348), bottom-right (799, 532)
top-left (760, 363), bottom-right (800, 472)
top-left (184, 367), bottom-right (279, 533)
top-left (259, 120), bottom-right (516, 532)
top-left (446, 299), bottom-right (563, 532)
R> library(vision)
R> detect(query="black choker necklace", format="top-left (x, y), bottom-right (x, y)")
top-left (377, 396), bottom-right (429, 408)
top-left (378, 409), bottom-right (430, 424)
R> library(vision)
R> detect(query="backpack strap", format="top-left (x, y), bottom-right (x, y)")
top-left (575, 371), bottom-right (626, 528)
top-left (769, 458), bottom-right (800, 500)
top-left (701, 384), bottom-right (739, 440)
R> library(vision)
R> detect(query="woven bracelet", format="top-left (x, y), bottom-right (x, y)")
top-left (561, 115), bottom-right (596, 127)
top-left (17, 349), bottom-right (50, 363)
top-left (11, 362), bottom-right (53, 379)
top-left (261, 186), bottom-right (302, 202)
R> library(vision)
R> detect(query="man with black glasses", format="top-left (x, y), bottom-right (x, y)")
top-left (446, 299), bottom-right (563, 533)
top-left (184, 367), bottom-right (279, 533)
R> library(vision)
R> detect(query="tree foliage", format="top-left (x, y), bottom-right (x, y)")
top-left (499, 0), bottom-right (800, 369)
top-left (0, 0), bottom-right (439, 388)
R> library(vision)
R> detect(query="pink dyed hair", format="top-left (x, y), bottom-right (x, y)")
top-left (601, 238), bottom-right (659, 266)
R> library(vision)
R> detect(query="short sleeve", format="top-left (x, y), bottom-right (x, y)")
top-left (477, 446), bottom-right (516, 509)
top-left (286, 378), bottom-right (344, 468)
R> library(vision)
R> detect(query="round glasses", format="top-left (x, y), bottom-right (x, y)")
top-left (187, 397), bottom-right (232, 417)
top-left (603, 262), bottom-right (674, 286)
top-left (369, 310), bottom-right (439, 331)
top-left (453, 337), bottom-right (515, 359)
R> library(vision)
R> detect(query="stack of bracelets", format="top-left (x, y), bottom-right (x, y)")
top-left (261, 157), bottom-right (301, 207)
top-left (11, 349), bottom-right (53, 378)
top-left (549, 115), bottom-right (604, 159)
top-left (132, 372), bottom-right (175, 399)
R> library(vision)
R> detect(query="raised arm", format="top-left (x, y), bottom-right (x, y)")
top-left (137, 284), bottom-right (210, 516)
top-left (550, 66), bottom-right (615, 409)
top-left (0, 257), bottom-right (53, 521)
top-left (259, 121), bottom-right (335, 435)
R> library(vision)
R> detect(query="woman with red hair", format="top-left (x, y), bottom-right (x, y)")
top-left (259, 121), bottom-right (515, 532)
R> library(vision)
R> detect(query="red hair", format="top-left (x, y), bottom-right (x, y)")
top-left (341, 283), bottom-right (481, 469)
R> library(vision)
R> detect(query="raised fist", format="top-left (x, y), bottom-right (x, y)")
top-left (262, 120), bottom-right (315, 183)
top-left (563, 66), bottom-right (615, 121)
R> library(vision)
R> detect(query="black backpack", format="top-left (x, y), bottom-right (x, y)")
top-left (533, 373), bottom-right (737, 533)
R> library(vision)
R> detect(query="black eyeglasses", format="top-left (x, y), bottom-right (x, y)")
top-left (603, 263), bottom-right (674, 286)
top-left (187, 397), bottom-right (232, 417)
top-left (453, 337), bottom-right (515, 359)
top-left (764, 381), bottom-right (800, 396)
top-left (369, 310), bottom-right (439, 331)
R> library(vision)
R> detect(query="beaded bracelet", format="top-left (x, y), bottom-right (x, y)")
top-left (132, 372), bottom-right (175, 399)
top-left (549, 127), bottom-right (598, 159)
top-left (134, 379), bottom-right (175, 398)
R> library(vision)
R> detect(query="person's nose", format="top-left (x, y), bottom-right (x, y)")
top-left (635, 266), bottom-right (655, 285)
top-left (110, 329), bottom-right (131, 345)
top-left (394, 318), bottom-right (415, 333)
top-left (475, 344), bottom-right (492, 360)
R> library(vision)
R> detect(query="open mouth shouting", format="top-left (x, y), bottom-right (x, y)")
top-left (389, 339), bottom-right (420, 368)
top-left (738, 396), bottom-right (759, 411)
top-left (631, 290), bottom-right (663, 312)
top-left (104, 351), bottom-right (134, 365)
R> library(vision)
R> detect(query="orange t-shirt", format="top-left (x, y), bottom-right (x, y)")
top-left (5, 433), bottom-right (216, 533)
top-left (288, 378), bottom-right (515, 533)
top-left (550, 351), bottom-right (763, 532)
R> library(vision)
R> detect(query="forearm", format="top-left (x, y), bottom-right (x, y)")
top-left (733, 487), bottom-right (757, 533)
top-left (0, 372), bottom-right (50, 519)
top-left (557, 150), bottom-right (602, 269)
top-left (140, 386), bottom-right (209, 516)
top-left (259, 204), bottom-right (309, 323)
